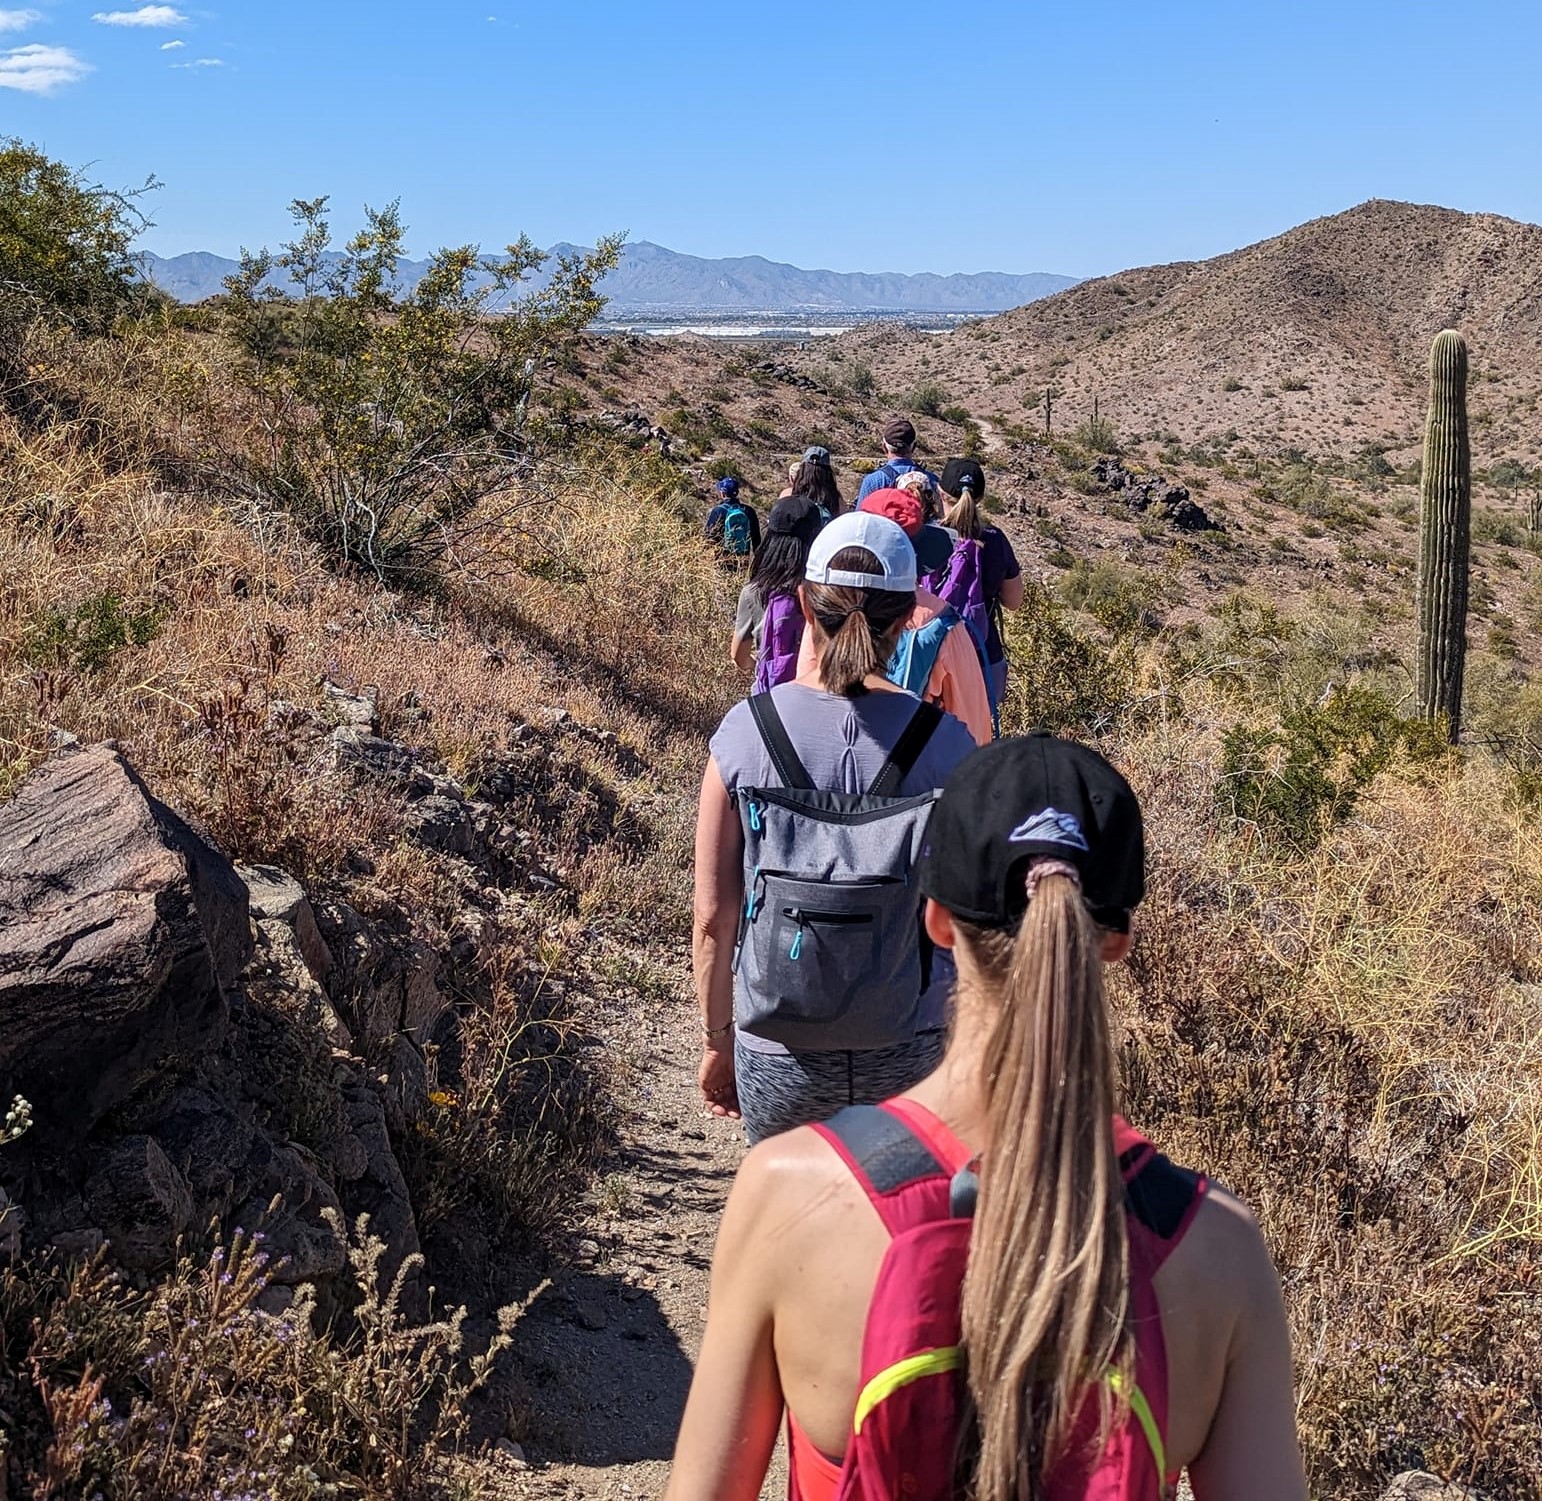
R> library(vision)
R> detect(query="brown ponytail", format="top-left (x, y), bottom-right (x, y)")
top-left (954, 875), bottom-right (1130, 1499)
top-left (803, 546), bottom-right (915, 696)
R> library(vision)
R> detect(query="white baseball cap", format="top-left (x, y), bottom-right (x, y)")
top-left (804, 510), bottom-right (917, 593)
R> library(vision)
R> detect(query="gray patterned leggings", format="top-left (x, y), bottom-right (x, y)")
top-left (734, 1029), bottom-right (947, 1145)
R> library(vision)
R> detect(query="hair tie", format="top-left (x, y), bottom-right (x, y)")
top-left (1025, 858), bottom-right (1082, 902)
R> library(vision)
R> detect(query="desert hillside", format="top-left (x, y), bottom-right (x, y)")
top-left (2, 146), bottom-right (1540, 1500)
top-left (829, 200), bottom-right (1542, 466)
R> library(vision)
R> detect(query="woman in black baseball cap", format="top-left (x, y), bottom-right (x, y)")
top-left (667, 733), bottom-right (1305, 1501)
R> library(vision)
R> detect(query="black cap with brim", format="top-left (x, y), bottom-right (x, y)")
top-left (919, 732), bottom-right (1144, 932)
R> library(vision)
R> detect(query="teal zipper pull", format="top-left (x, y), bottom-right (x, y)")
top-left (748, 799), bottom-right (762, 833)
top-left (789, 928), bottom-right (804, 961)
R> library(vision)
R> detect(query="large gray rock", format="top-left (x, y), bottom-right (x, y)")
top-left (0, 745), bottom-right (252, 1138)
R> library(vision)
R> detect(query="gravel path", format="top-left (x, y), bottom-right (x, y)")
top-left (488, 960), bottom-right (784, 1501)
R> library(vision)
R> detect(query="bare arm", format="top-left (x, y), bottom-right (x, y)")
top-left (997, 572), bottom-right (1025, 610)
top-left (665, 1149), bottom-right (787, 1501)
top-left (692, 759), bottom-right (743, 1116)
top-left (730, 631), bottom-right (755, 672)
top-left (1188, 1196), bottom-right (1307, 1501)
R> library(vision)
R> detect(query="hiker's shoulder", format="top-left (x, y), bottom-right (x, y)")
top-left (732, 1121), bottom-right (863, 1232)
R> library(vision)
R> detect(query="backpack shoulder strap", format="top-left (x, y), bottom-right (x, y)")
top-left (747, 692), bottom-right (814, 792)
top-left (812, 1104), bottom-right (950, 1236)
top-left (868, 701), bottom-right (944, 797)
top-left (1117, 1117), bottom-right (1208, 1262)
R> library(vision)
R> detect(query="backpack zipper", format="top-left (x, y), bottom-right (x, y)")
top-left (783, 906), bottom-right (874, 961)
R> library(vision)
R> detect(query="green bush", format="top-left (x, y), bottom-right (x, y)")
top-left (1075, 414), bottom-right (1121, 453)
top-left (25, 591), bottom-right (163, 673)
top-left (998, 583), bottom-right (1139, 738)
top-left (0, 139), bottom-right (157, 361)
top-left (911, 381), bottom-right (948, 418)
top-left (222, 196), bottom-right (621, 586)
top-left (1219, 687), bottom-right (1447, 850)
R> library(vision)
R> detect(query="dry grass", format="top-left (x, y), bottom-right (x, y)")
top-left (7, 316), bottom-right (1541, 1496)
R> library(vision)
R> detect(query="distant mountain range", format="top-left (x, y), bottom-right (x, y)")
top-left (136, 240), bottom-right (1078, 313)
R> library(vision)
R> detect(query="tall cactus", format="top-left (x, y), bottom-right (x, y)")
top-left (1415, 329), bottom-right (1471, 741)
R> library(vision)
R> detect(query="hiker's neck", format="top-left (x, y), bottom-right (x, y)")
top-left (905, 980), bottom-right (995, 1148)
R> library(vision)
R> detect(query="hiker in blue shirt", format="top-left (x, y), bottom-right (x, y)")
top-left (705, 477), bottom-right (762, 558)
top-left (855, 418), bottom-right (941, 507)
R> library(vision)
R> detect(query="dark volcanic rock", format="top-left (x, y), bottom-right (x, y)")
top-left (0, 745), bottom-right (252, 1139)
top-left (84, 1134), bottom-right (194, 1271)
top-left (1089, 456), bottom-right (1220, 532)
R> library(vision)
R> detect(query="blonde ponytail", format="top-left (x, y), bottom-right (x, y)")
top-left (943, 476), bottom-right (983, 540)
top-left (956, 874), bottom-right (1130, 1498)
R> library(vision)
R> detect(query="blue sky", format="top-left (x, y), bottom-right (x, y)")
top-left (6, 1), bottom-right (1542, 277)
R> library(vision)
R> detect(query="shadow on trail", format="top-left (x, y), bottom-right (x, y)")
top-left (501, 1129), bottom-right (738, 1466)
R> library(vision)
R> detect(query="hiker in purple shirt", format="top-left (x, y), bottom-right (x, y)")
top-left (730, 495), bottom-right (826, 692)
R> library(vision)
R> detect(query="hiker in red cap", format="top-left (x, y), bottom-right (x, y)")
top-left (796, 486), bottom-right (993, 745)
top-left (668, 734), bottom-right (1306, 1501)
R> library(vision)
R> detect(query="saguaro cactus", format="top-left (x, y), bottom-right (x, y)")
top-left (1415, 329), bottom-right (1471, 741)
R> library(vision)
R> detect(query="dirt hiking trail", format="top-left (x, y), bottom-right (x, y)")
top-left (494, 957), bottom-right (783, 1501)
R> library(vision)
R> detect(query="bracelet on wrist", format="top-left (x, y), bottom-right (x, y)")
top-left (702, 1019), bottom-right (733, 1040)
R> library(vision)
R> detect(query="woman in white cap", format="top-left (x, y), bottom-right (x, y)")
top-left (693, 512), bottom-right (976, 1142)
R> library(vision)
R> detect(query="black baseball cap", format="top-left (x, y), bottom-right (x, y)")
top-left (919, 732), bottom-right (1145, 932)
top-left (767, 493), bottom-right (825, 547)
top-left (940, 457), bottom-right (986, 499)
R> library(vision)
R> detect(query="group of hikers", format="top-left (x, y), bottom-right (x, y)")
top-left (671, 419), bottom-right (1307, 1500)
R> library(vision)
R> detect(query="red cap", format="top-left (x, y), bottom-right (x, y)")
top-left (860, 487), bottom-right (924, 537)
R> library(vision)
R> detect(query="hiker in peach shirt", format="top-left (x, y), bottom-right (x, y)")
top-left (795, 486), bottom-right (993, 746)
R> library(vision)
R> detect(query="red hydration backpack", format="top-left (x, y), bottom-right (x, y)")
top-left (801, 1099), bottom-right (1207, 1501)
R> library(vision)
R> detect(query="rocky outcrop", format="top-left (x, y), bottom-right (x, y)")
top-left (1089, 456), bottom-right (1220, 532)
top-left (0, 744), bottom-right (252, 1139)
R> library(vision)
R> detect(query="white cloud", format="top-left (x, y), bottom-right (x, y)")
top-left (170, 55), bottom-right (221, 67)
top-left (92, 5), bottom-right (188, 26)
top-left (0, 10), bottom-right (44, 33)
top-left (0, 41), bottom-right (91, 93)
top-left (160, 38), bottom-right (184, 49)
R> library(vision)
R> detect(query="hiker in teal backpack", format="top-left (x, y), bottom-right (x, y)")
top-left (668, 735), bottom-right (1307, 1501)
top-left (694, 510), bottom-right (976, 1144)
top-left (705, 476), bottom-right (761, 558)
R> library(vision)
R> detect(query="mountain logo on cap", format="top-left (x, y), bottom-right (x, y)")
top-left (1008, 807), bottom-right (1089, 850)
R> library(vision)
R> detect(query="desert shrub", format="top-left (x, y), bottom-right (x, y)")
top-left (1074, 413), bottom-right (1121, 453)
top-left (1117, 733), bottom-right (1542, 1496)
top-left (221, 196), bottom-right (621, 586)
top-left (1220, 375), bottom-right (1244, 392)
top-left (997, 583), bottom-right (1141, 739)
top-left (1217, 686), bottom-right (1447, 850)
top-left (0, 140), bottom-right (156, 365)
top-left (1058, 558), bottom-right (1166, 637)
top-left (910, 380), bottom-right (948, 418)
top-left (402, 931), bottom-right (607, 1244)
top-left (938, 403), bottom-right (971, 426)
top-left (9, 1219), bottom-right (526, 1499)
top-left (23, 591), bottom-right (162, 674)
top-left (1279, 373), bottom-right (1311, 391)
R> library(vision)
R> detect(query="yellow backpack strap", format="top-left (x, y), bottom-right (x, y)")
top-left (853, 1346), bottom-right (963, 1435)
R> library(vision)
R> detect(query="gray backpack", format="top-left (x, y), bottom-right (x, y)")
top-left (732, 693), bottom-right (943, 1051)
